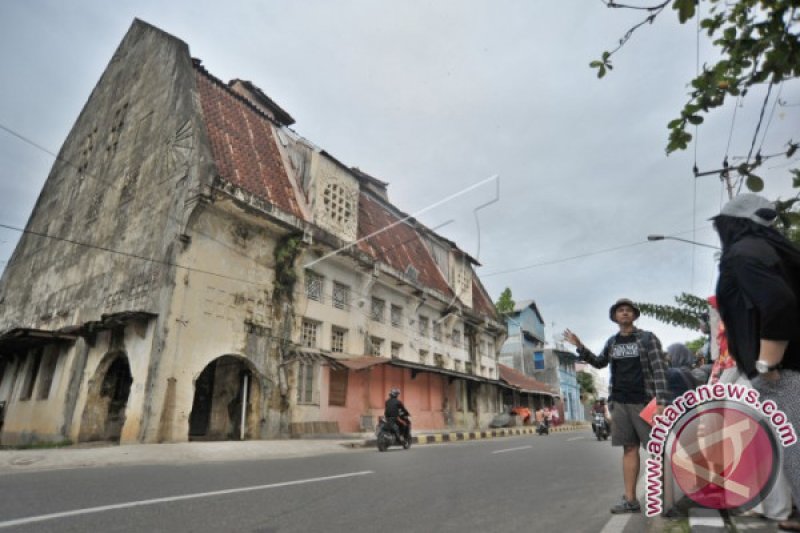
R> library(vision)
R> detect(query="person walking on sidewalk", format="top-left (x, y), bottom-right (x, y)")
top-left (563, 298), bottom-right (669, 514)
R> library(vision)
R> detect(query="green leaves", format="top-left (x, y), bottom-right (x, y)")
top-left (745, 173), bottom-right (764, 192)
top-left (667, 126), bottom-right (693, 154)
top-left (637, 292), bottom-right (711, 330)
top-left (590, 51), bottom-right (613, 78)
top-left (791, 169), bottom-right (800, 189)
top-left (495, 287), bottom-right (515, 315)
top-left (672, 0), bottom-right (697, 23)
top-left (594, 0), bottom-right (800, 192)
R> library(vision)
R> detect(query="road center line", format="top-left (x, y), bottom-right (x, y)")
top-left (492, 445), bottom-right (532, 454)
top-left (567, 436), bottom-right (585, 441)
top-left (0, 470), bottom-right (374, 529)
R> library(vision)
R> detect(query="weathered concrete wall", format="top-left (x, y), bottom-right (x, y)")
top-left (0, 20), bottom-right (213, 332)
top-left (0, 344), bottom-right (76, 445)
top-left (144, 201), bottom-right (283, 442)
top-left (0, 19), bottom-right (221, 444)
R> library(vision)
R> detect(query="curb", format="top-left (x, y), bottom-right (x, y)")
top-left (352, 423), bottom-right (589, 448)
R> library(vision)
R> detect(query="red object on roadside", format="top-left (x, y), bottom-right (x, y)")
top-left (510, 407), bottom-right (532, 424)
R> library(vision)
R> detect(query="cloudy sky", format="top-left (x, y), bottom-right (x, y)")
top-left (1, 1), bottom-right (798, 353)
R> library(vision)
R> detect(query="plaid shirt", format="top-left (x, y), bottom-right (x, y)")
top-left (577, 328), bottom-right (670, 405)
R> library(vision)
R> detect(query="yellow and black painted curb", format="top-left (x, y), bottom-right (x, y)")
top-left (358, 423), bottom-right (589, 448)
top-left (414, 423), bottom-right (587, 444)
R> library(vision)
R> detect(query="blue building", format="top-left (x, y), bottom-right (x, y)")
top-left (498, 300), bottom-right (545, 375)
top-left (499, 300), bottom-right (581, 422)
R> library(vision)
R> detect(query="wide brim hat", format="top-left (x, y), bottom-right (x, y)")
top-left (609, 298), bottom-right (641, 323)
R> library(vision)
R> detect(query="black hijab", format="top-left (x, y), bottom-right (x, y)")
top-left (714, 215), bottom-right (800, 270)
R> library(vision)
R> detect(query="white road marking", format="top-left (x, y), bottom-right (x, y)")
top-left (491, 445), bottom-right (532, 454)
top-left (0, 470), bottom-right (374, 529)
top-left (599, 514), bottom-right (631, 533)
top-left (567, 436), bottom-right (585, 441)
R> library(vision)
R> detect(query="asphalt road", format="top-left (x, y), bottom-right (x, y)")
top-left (0, 431), bottom-right (624, 532)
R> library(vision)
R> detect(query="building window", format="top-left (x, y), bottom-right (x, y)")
top-left (332, 281), bottom-right (350, 310)
top-left (391, 342), bottom-right (402, 359)
top-left (534, 351), bottom-right (545, 370)
top-left (433, 322), bottom-right (442, 342)
top-left (301, 319), bottom-right (319, 348)
top-left (418, 316), bottom-right (429, 337)
top-left (419, 349), bottom-right (429, 365)
top-left (479, 340), bottom-right (487, 358)
top-left (370, 337), bottom-right (384, 356)
top-left (19, 350), bottom-right (42, 401)
top-left (297, 362), bottom-right (316, 404)
top-left (434, 353), bottom-right (444, 368)
top-left (329, 368), bottom-right (348, 407)
top-left (390, 304), bottom-right (403, 328)
top-left (36, 349), bottom-right (58, 400)
top-left (452, 329), bottom-right (461, 348)
top-left (331, 327), bottom-right (346, 353)
top-left (323, 182), bottom-right (355, 227)
top-left (371, 297), bottom-right (385, 323)
top-left (305, 271), bottom-right (323, 303)
top-left (488, 340), bottom-right (495, 358)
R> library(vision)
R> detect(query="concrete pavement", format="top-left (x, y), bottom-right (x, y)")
top-left (3, 424), bottom-right (770, 533)
top-left (0, 423), bottom-right (589, 474)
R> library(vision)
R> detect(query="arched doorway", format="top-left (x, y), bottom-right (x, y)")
top-left (78, 353), bottom-right (133, 442)
top-left (188, 355), bottom-right (261, 441)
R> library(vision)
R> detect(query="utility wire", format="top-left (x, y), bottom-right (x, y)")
top-left (0, 222), bottom-right (268, 287)
top-left (757, 83), bottom-right (784, 154)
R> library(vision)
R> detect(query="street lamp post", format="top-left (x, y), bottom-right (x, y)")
top-left (647, 235), bottom-right (720, 294)
top-left (646, 235), bottom-right (720, 250)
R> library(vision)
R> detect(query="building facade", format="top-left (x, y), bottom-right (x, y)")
top-left (0, 20), bottom-right (510, 445)
top-left (498, 300), bottom-right (545, 374)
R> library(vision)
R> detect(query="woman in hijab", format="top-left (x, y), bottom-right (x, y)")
top-left (713, 193), bottom-right (800, 531)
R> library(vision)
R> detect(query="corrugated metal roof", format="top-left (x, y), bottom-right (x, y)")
top-left (498, 364), bottom-right (556, 396)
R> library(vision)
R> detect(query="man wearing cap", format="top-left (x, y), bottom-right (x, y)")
top-left (563, 299), bottom-right (669, 514)
top-left (712, 193), bottom-right (800, 531)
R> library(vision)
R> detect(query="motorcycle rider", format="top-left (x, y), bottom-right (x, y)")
top-left (384, 388), bottom-right (411, 442)
top-left (592, 398), bottom-right (611, 434)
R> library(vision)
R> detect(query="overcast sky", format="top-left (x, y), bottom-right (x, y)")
top-left (1, 1), bottom-right (799, 353)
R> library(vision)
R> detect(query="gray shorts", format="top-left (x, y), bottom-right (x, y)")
top-left (609, 401), bottom-right (652, 448)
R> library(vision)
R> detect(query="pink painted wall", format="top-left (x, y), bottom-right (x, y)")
top-left (320, 365), bottom-right (448, 432)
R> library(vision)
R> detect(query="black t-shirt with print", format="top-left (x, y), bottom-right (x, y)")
top-left (609, 334), bottom-right (648, 404)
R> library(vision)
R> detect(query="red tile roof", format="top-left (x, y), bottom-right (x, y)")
top-left (193, 62), bottom-right (485, 304)
top-left (356, 193), bottom-right (452, 297)
top-left (195, 64), bottom-right (303, 219)
top-left (498, 364), bottom-right (556, 395)
top-left (471, 276), bottom-right (498, 320)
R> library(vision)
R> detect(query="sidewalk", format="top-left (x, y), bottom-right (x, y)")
top-left (0, 439), bottom-right (356, 474)
top-left (0, 423), bottom-right (588, 474)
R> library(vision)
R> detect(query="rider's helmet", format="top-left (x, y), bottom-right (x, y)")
top-left (389, 388), bottom-right (400, 398)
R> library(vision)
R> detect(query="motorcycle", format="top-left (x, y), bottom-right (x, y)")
top-left (536, 419), bottom-right (549, 436)
top-left (592, 412), bottom-right (610, 441)
top-left (376, 412), bottom-right (412, 452)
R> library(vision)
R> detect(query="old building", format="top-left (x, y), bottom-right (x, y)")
top-left (0, 20), bottom-right (508, 445)
top-left (499, 299), bottom-right (545, 374)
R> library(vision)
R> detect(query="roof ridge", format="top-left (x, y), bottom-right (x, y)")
top-left (192, 58), bottom-right (286, 130)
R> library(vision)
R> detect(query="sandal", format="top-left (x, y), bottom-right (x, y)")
top-left (779, 519), bottom-right (800, 531)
